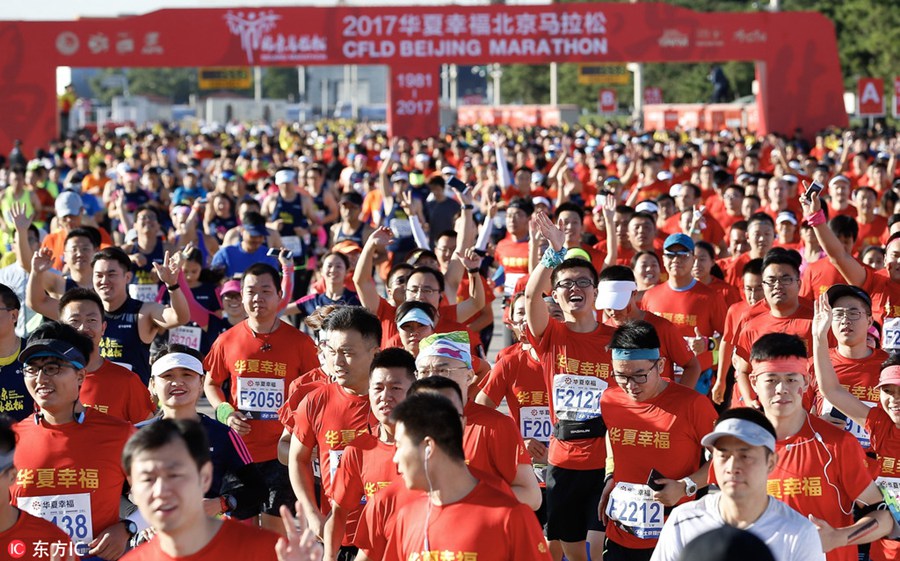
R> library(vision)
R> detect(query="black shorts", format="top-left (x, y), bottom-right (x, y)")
top-left (256, 459), bottom-right (295, 516)
top-left (545, 465), bottom-right (606, 542)
top-left (603, 537), bottom-right (654, 561)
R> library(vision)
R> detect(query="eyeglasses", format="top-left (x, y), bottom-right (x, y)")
top-left (663, 250), bottom-right (692, 259)
top-left (418, 366), bottom-right (468, 377)
top-left (761, 276), bottom-right (797, 287)
top-left (406, 286), bottom-right (439, 296)
top-left (391, 276), bottom-right (409, 287)
top-left (832, 308), bottom-right (866, 322)
top-left (23, 362), bottom-right (74, 378)
top-left (554, 278), bottom-right (595, 290)
top-left (612, 360), bottom-right (661, 385)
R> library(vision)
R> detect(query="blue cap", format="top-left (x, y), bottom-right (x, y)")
top-left (243, 222), bottom-right (268, 238)
top-left (664, 233), bottom-right (695, 252)
top-left (20, 338), bottom-right (87, 370)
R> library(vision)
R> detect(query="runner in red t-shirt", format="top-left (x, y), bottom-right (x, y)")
top-left (800, 215), bottom-right (860, 300)
top-left (13, 325), bottom-right (135, 559)
top-left (386, 393), bottom-right (551, 561)
top-left (57, 289), bottom-right (155, 424)
top-left (598, 321), bottom-right (717, 559)
top-left (595, 267), bottom-right (700, 387)
top-left (748, 332), bottom-right (894, 561)
top-left (525, 212), bottom-right (615, 561)
top-left (718, 213), bottom-right (775, 288)
top-left (495, 198), bottom-right (534, 298)
top-left (121, 419), bottom-right (321, 561)
top-left (288, 307), bottom-right (380, 542)
top-left (204, 263), bottom-right (320, 533)
top-left (325, 348), bottom-right (416, 561)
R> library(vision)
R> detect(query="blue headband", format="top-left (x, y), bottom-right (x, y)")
top-left (611, 348), bottom-right (660, 361)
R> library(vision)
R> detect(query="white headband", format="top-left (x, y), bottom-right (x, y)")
top-left (151, 353), bottom-right (204, 378)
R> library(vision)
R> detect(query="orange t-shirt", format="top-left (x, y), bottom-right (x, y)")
top-left (601, 383), bottom-right (718, 549)
top-left (332, 432), bottom-right (398, 545)
top-left (732, 300), bottom-right (818, 362)
top-left (494, 235), bottom-right (530, 296)
top-left (463, 401), bottom-right (531, 486)
top-left (205, 320), bottom-right (320, 462)
top-left (800, 258), bottom-right (858, 301)
top-left (81, 360), bottom-right (154, 424)
top-left (292, 382), bottom-right (371, 506)
top-left (0, 510), bottom-right (72, 559)
top-left (527, 319), bottom-right (614, 470)
top-left (479, 346), bottom-right (548, 439)
top-left (862, 267), bottom-right (900, 327)
top-left (121, 519), bottom-right (279, 561)
top-left (641, 312), bottom-right (697, 380)
top-left (277, 368), bottom-right (329, 432)
top-left (12, 410), bottom-right (134, 545)
top-left (640, 280), bottom-right (727, 339)
top-left (388, 480), bottom-right (552, 561)
top-left (41, 227), bottom-right (114, 270)
top-left (81, 174), bottom-right (108, 195)
top-left (865, 406), bottom-right (900, 561)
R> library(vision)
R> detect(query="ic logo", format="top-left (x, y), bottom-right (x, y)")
top-left (8, 539), bottom-right (26, 559)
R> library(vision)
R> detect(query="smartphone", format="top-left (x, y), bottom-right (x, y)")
top-left (267, 248), bottom-right (293, 259)
top-left (805, 181), bottom-right (824, 199)
top-left (448, 176), bottom-right (467, 193)
top-left (647, 468), bottom-right (667, 491)
top-left (827, 406), bottom-right (847, 423)
top-left (492, 186), bottom-right (502, 203)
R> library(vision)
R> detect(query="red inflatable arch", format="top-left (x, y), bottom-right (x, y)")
top-left (0, 2), bottom-right (846, 150)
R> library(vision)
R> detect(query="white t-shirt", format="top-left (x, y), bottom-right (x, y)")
top-left (650, 493), bottom-right (824, 561)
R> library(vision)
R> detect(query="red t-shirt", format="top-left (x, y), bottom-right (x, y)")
top-left (865, 406), bottom-right (900, 561)
top-left (12, 409), bottom-right (134, 545)
top-left (765, 415), bottom-right (871, 561)
top-left (718, 252), bottom-right (753, 289)
top-left (331, 432), bottom-right (398, 545)
top-left (494, 236), bottom-right (530, 296)
top-left (800, 258), bottom-right (858, 301)
top-left (81, 360), bottom-right (154, 424)
top-left (205, 320), bottom-right (320, 463)
top-left (277, 369), bottom-right (329, 432)
top-left (121, 519), bottom-right (279, 561)
top-left (292, 383), bottom-right (371, 505)
top-left (603, 313), bottom-right (695, 381)
top-left (602, 382), bottom-right (718, 549)
top-left (388, 480), bottom-right (552, 561)
top-left (708, 278), bottom-right (742, 308)
top-left (733, 300), bottom-right (818, 362)
top-left (479, 346), bottom-right (548, 437)
top-left (862, 267), bottom-right (900, 327)
top-left (0, 510), bottom-right (72, 560)
top-left (527, 319), bottom-right (615, 470)
top-left (855, 215), bottom-right (888, 253)
top-left (640, 280), bottom-right (727, 339)
top-left (463, 401), bottom-right (531, 486)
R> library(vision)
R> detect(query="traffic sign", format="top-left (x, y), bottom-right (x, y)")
top-left (857, 78), bottom-right (884, 117)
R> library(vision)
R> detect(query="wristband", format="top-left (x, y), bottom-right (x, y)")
top-left (463, 204), bottom-right (474, 210)
top-left (216, 403), bottom-right (236, 424)
top-left (605, 456), bottom-right (615, 478)
top-left (166, 283), bottom-right (180, 291)
top-left (540, 247), bottom-right (567, 269)
top-left (467, 267), bottom-right (480, 274)
top-left (804, 209), bottom-right (826, 227)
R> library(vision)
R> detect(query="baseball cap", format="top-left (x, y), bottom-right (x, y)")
top-left (533, 196), bottom-right (553, 210)
top-left (55, 190), bottom-right (83, 218)
top-left (531, 172), bottom-right (546, 184)
top-left (657, 170), bottom-right (674, 182)
top-left (151, 352), bottom-right (204, 378)
top-left (781, 174), bottom-right (799, 184)
top-left (634, 201), bottom-right (659, 215)
top-left (440, 166), bottom-right (458, 177)
top-left (776, 211), bottom-right (797, 226)
top-left (877, 365), bottom-right (900, 388)
top-left (826, 284), bottom-right (872, 310)
top-left (829, 174), bottom-right (851, 187)
top-left (409, 171), bottom-right (425, 187)
top-left (20, 338), bottom-right (87, 370)
top-left (701, 416), bottom-right (776, 453)
top-left (332, 240), bottom-right (362, 255)
top-left (243, 221), bottom-right (268, 238)
top-left (390, 171), bottom-right (409, 183)
top-left (274, 169), bottom-right (297, 185)
top-left (397, 307), bottom-right (435, 328)
top-left (340, 191), bottom-right (363, 207)
top-left (664, 233), bottom-right (695, 252)
top-left (221, 280), bottom-right (241, 295)
top-left (595, 280), bottom-right (637, 311)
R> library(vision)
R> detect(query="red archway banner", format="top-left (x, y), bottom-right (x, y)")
top-left (0, 3), bottom-right (846, 149)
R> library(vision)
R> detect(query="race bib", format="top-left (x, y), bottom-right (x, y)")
top-left (606, 483), bottom-right (664, 539)
top-left (281, 236), bottom-right (303, 257)
top-left (329, 449), bottom-right (345, 480)
top-left (503, 272), bottom-right (525, 297)
top-left (821, 397), bottom-right (875, 448)
top-left (883, 317), bottom-right (900, 351)
top-left (168, 325), bottom-right (202, 351)
top-left (552, 374), bottom-right (607, 422)
top-left (236, 377), bottom-right (285, 420)
top-left (128, 283), bottom-right (158, 303)
top-left (18, 493), bottom-right (94, 545)
top-left (520, 406), bottom-right (552, 445)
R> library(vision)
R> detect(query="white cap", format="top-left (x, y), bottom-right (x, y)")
top-left (441, 166), bottom-right (458, 177)
top-left (275, 169), bottom-right (297, 185)
top-left (414, 153), bottom-right (430, 163)
top-left (635, 201), bottom-right (659, 215)
top-left (669, 183), bottom-right (684, 198)
top-left (776, 211), bottom-right (797, 225)
top-left (532, 196), bottom-right (552, 209)
top-left (151, 352), bottom-right (205, 378)
top-left (829, 174), bottom-right (851, 187)
top-left (701, 417), bottom-right (776, 453)
top-left (657, 170), bottom-right (674, 182)
top-left (781, 174), bottom-right (799, 184)
top-left (595, 280), bottom-right (637, 311)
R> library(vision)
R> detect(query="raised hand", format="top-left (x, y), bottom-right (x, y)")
top-left (533, 211), bottom-right (565, 252)
top-left (813, 293), bottom-right (833, 341)
top-left (9, 203), bottom-right (31, 231)
top-left (31, 247), bottom-right (54, 274)
top-left (602, 193), bottom-right (617, 222)
top-left (458, 247), bottom-right (484, 270)
top-left (154, 250), bottom-right (181, 286)
top-left (276, 502), bottom-right (324, 561)
top-left (369, 226), bottom-right (394, 248)
top-left (798, 180), bottom-right (822, 215)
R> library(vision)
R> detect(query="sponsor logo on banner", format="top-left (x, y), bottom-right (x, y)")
top-left (56, 32), bottom-right (80, 55)
top-left (733, 29), bottom-right (767, 44)
top-left (857, 78), bottom-right (885, 117)
top-left (695, 29), bottom-right (724, 48)
top-left (224, 10), bottom-right (327, 64)
top-left (658, 29), bottom-right (689, 48)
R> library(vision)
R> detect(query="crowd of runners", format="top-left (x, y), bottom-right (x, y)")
top-left (0, 122), bottom-right (899, 561)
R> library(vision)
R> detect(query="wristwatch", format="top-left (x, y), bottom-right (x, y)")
top-left (680, 476), bottom-right (698, 497)
top-left (120, 519), bottom-right (138, 539)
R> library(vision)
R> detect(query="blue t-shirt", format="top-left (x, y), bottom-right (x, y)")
top-left (172, 186), bottom-right (207, 206)
top-left (211, 245), bottom-right (278, 278)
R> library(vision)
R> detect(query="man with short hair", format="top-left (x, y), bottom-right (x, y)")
top-left (719, 212), bottom-right (775, 287)
top-left (211, 211), bottom-right (280, 278)
top-left (800, 215), bottom-right (859, 300)
top-left (386, 392), bottom-right (552, 561)
top-left (288, 306), bottom-right (381, 541)
top-left (205, 262), bottom-right (320, 533)
top-left (39, 189), bottom-right (113, 270)
top-left (12, 322), bottom-right (135, 559)
top-left (651, 407), bottom-right (824, 561)
top-left (121, 419), bottom-right (321, 561)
